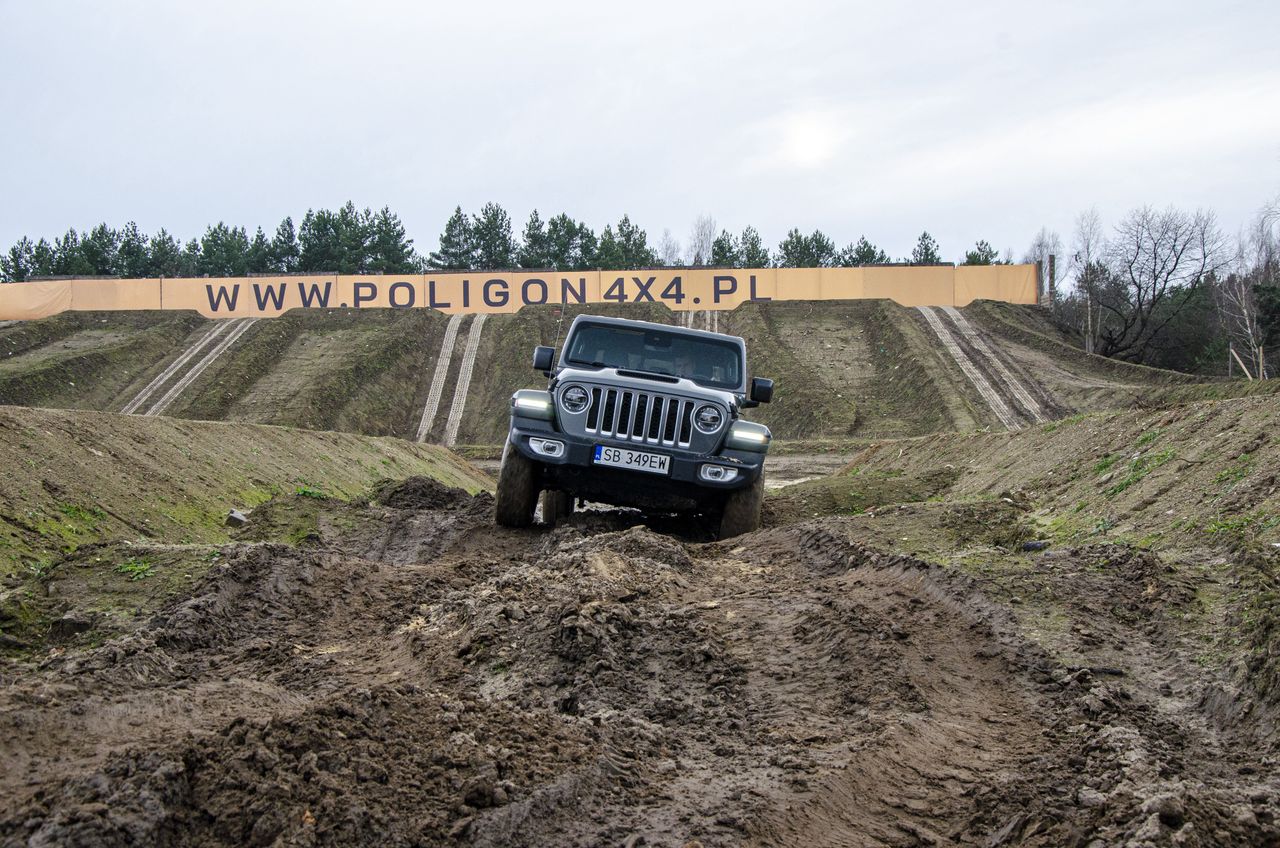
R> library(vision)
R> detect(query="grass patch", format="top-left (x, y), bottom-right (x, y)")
top-left (1134, 428), bottom-right (1163, 448)
top-left (1105, 448), bottom-right (1176, 497)
top-left (1203, 510), bottom-right (1280, 541)
top-left (1214, 455), bottom-right (1253, 486)
top-left (294, 484), bottom-right (330, 500)
top-left (1094, 453), bottom-right (1121, 475)
top-left (114, 557), bottom-right (154, 581)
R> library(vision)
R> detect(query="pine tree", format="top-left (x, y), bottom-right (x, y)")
top-left (2, 237), bottom-right (34, 282)
top-left (430, 206), bottom-right (476, 270)
top-left (545, 214), bottom-right (578, 270)
top-left (839, 236), bottom-right (890, 266)
top-left (31, 239), bottom-right (54, 278)
top-left (740, 227), bottom-right (770, 267)
top-left (962, 240), bottom-right (1000, 265)
top-left (595, 225), bottom-right (625, 270)
top-left (179, 239), bottom-right (201, 276)
top-left (711, 230), bottom-right (740, 266)
top-left (270, 217), bottom-right (300, 273)
top-left (471, 202), bottom-right (516, 268)
top-left (118, 222), bottom-right (151, 277)
top-left (246, 227), bottom-right (272, 273)
top-left (299, 209), bottom-right (342, 272)
top-left (336, 201), bottom-right (372, 273)
top-left (911, 231), bottom-right (941, 264)
top-left (198, 223), bottom-right (250, 276)
top-left (148, 230), bottom-right (184, 276)
top-left (81, 224), bottom-right (121, 275)
top-left (573, 221), bottom-right (598, 270)
top-left (367, 207), bottom-right (415, 273)
top-left (615, 215), bottom-right (656, 266)
top-left (52, 229), bottom-right (94, 276)
top-left (518, 209), bottom-right (551, 268)
top-left (776, 229), bottom-right (837, 267)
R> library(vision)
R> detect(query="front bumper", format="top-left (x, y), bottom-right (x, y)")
top-left (508, 415), bottom-right (765, 511)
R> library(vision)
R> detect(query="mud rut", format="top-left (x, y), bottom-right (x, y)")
top-left (2, 485), bottom-right (1276, 847)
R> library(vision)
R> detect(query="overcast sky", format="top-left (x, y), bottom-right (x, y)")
top-left (2, 0), bottom-right (1278, 265)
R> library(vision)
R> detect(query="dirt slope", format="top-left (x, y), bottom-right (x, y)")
top-left (8, 301), bottom-right (1272, 445)
top-left (0, 405), bottom-right (489, 578)
top-left (2, 395), bottom-right (1279, 846)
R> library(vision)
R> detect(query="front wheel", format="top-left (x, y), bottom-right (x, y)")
top-left (495, 439), bottom-right (539, 527)
top-left (717, 472), bottom-right (765, 540)
top-left (540, 489), bottom-right (574, 525)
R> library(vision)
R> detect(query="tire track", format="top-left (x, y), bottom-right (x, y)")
top-left (917, 306), bottom-right (1022, 431)
top-left (120, 321), bottom-right (233, 414)
top-left (145, 319), bottom-right (258, 416)
top-left (442, 313), bottom-right (487, 447)
top-left (941, 306), bottom-right (1049, 424)
top-left (414, 313), bottom-right (465, 443)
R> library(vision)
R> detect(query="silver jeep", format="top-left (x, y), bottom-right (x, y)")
top-left (494, 315), bottom-right (773, 538)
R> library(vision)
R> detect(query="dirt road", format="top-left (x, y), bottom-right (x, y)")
top-left (3, 476), bottom-right (1275, 847)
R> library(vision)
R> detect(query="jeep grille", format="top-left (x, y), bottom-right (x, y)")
top-left (585, 387), bottom-right (697, 448)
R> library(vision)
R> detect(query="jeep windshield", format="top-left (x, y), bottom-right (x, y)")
top-left (564, 323), bottom-right (742, 390)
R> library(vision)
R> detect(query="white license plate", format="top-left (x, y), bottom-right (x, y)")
top-left (593, 445), bottom-right (671, 475)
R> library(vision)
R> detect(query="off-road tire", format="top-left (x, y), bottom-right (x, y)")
top-left (540, 489), bottom-right (574, 525)
top-left (495, 440), bottom-right (539, 527)
top-left (718, 472), bottom-right (764, 540)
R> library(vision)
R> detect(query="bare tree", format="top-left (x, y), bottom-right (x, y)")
top-left (1214, 200), bottom-right (1279, 378)
top-left (1069, 207), bottom-right (1106, 353)
top-left (1023, 226), bottom-right (1063, 305)
top-left (1088, 206), bottom-right (1227, 361)
top-left (658, 229), bottom-right (683, 266)
top-left (687, 215), bottom-right (716, 266)
top-left (1071, 207), bottom-right (1105, 274)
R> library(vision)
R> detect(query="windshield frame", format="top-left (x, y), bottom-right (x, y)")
top-left (562, 321), bottom-right (745, 392)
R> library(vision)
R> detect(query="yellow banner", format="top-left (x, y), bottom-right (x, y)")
top-left (0, 265), bottom-right (1038, 321)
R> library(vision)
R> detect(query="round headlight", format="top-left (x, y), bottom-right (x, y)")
top-left (694, 404), bottom-right (723, 433)
top-left (561, 385), bottom-right (589, 413)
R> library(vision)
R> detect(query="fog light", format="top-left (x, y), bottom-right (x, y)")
top-left (699, 464), bottom-right (739, 483)
top-left (529, 437), bottom-right (565, 458)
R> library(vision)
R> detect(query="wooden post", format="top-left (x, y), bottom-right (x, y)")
top-left (1035, 260), bottom-right (1044, 306)
top-left (1230, 346), bottom-right (1254, 380)
top-left (1047, 255), bottom-right (1056, 306)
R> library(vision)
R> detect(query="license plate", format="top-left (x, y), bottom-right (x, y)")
top-left (593, 445), bottom-right (671, 475)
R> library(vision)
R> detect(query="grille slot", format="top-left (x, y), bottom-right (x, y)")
top-left (581, 387), bottom-right (709, 449)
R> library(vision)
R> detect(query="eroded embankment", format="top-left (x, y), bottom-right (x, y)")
top-left (2, 471), bottom-right (1276, 847)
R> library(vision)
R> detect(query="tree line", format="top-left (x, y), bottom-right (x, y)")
top-left (0, 202), bottom-right (1006, 285)
top-left (5, 198), bottom-right (1273, 378)
top-left (1042, 200), bottom-right (1279, 378)
top-left (0, 202), bottom-right (417, 280)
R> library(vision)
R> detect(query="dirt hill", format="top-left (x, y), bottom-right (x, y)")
top-left (1, 394), bottom-right (1278, 845)
top-left (4, 301), bottom-right (1272, 446)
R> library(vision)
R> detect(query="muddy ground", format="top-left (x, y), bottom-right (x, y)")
top-left (3, 461), bottom-right (1277, 847)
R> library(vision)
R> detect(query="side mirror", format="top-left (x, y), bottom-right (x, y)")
top-left (532, 345), bottom-right (555, 374)
top-left (749, 377), bottom-right (774, 404)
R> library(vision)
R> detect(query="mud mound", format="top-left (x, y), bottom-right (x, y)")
top-left (5, 685), bottom-right (596, 848)
top-left (5, 434), bottom-right (1280, 845)
top-left (374, 475), bottom-right (476, 511)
